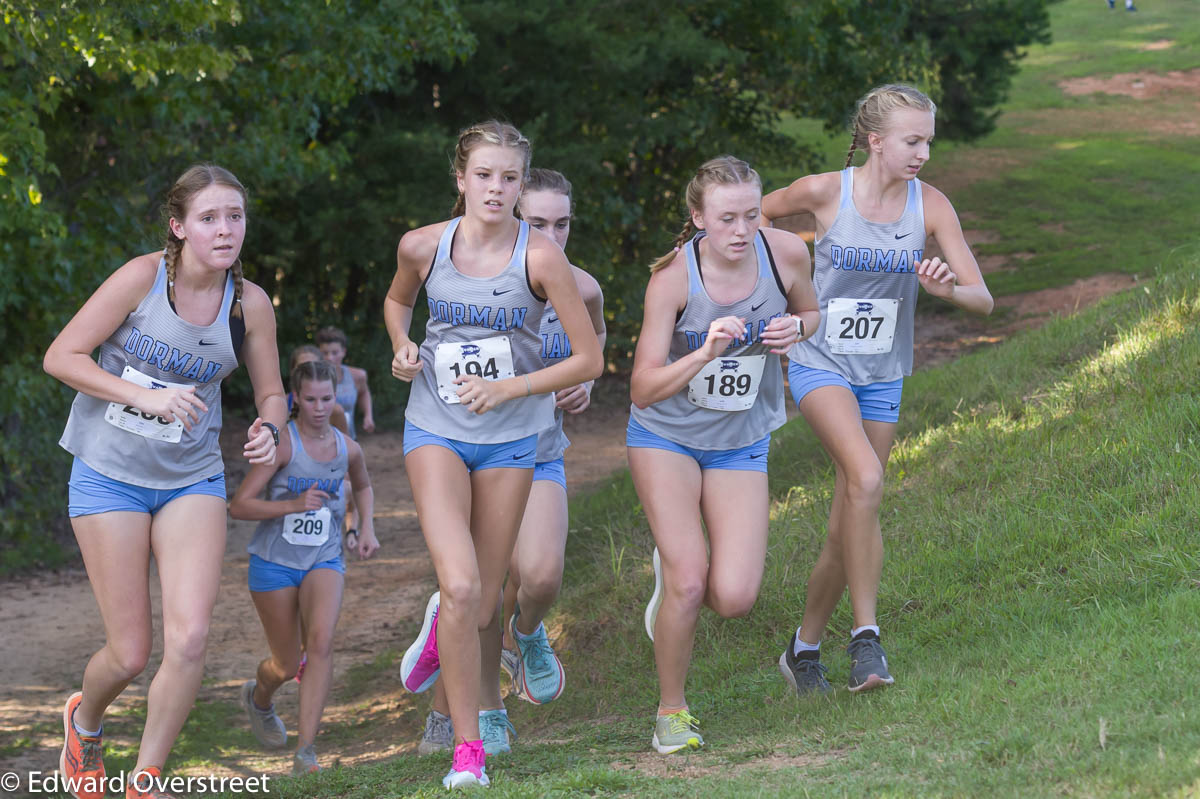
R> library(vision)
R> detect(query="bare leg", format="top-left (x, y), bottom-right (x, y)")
top-left (700, 469), bottom-right (769, 619)
top-left (135, 495), bottom-right (226, 771)
top-left (70, 512), bottom-right (154, 732)
top-left (629, 447), bottom-right (705, 710)
top-left (296, 568), bottom-right (344, 747)
top-left (510, 480), bottom-right (568, 635)
top-left (795, 386), bottom-right (896, 643)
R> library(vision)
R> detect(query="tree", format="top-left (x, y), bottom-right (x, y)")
top-left (0, 0), bottom-right (471, 568)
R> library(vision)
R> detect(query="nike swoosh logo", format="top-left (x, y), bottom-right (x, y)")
top-left (894, 233), bottom-right (911, 240)
top-left (492, 288), bottom-right (513, 296)
top-left (198, 339), bottom-right (217, 345)
top-left (890, 403), bottom-right (899, 410)
top-left (750, 301), bottom-right (766, 312)
top-left (512, 451), bottom-right (532, 460)
top-left (547, 316), bottom-right (558, 325)
top-left (206, 474), bottom-right (222, 482)
top-left (749, 453), bottom-right (764, 459)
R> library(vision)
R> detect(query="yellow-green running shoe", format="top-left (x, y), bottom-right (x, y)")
top-left (651, 710), bottom-right (704, 754)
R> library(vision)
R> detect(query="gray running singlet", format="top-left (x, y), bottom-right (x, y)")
top-left (246, 422), bottom-right (347, 571)
top-left (404, 217), bottom-right (555, 444)
top-left (59, 257), bottom-right (239, 489)
top-left (788, 167), bottom-right (925, 385)
top-left (629, 231), bottom-right (789, 450)
top-left (335, 364), bottom-right (357, 439)
top-left (535, 300), bottom-right (572, 463)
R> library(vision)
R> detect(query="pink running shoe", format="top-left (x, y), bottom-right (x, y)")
top-left (400, 592), bottom-right (441, 693)
top-left (442, 739), bottom-right (489, 789)
top-left (294, 652), bottom-right (307, 684)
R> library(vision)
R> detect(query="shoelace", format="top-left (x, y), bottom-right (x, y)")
top-left (523, 630), bottom-right (555, 673)
top-left (451, 741), bottom-right (485, 775)
top-left (78, 736), bottom-right (103, 771)
top-left (666, 710), bottom-right (700, 735)
top-left (481, 713), bottom-right (516, 742)
top-left (428, 714), bottom-right (453, 742)
top-left (848, 638), bottom-right (883, 665)
top-left (795, 659), bottom-right (829, 679)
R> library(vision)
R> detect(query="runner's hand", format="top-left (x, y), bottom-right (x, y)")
top-left (136, 386), bottom-right (207, 429)
top-left (244, 417), bottom-right (277, 465)
top-left (453, 374), bottom-right (512, 414)
top-left (556, 382), bottom-right (592, 414)
top-left (391, 341), bottom-right (423, 381)
top-left (917, 256), bottom-right (956, 300)
top-left (355, 528), bottom-right (380, 560)
top-left (362, 415), bottom-right (376, 434)
top-left (698, 316), bottom-right (745, 361)
top-left (294, 487), bottom-right (329, 513)
top-left (760, 315), bottom-right (802, 354)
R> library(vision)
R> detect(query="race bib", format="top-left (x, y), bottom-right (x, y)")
top-left (103, 365), bottom-right (188, 443)
top-left (825, 298), bottom-right (900, 355)
top-left (687, 355), bottom-right (767, 411)
top-left (282, 506), bottom-right (332, 547)
top-left (434, 336), bottom-right (516, 404)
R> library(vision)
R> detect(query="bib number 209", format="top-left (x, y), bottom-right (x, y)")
top-left (282, 506), bottom-right (332, 547)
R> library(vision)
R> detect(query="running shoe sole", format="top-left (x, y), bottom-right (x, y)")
top-left (847, 672), bottom-right (895, 692)
top-left (651, 733), bottom-right (703, 755)
top-left (400, 591), bottom-right (441, 693)
top-left (644, 547), bottom-right (663, 642)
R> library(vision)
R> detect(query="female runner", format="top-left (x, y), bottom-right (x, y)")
top-left (763, 84), bottom-right (993, 696)
top-left (385, 122), bottom-right (602, 788)
top-left (44, 164), bottom-right (285, 799)
top-left (630, 156), bottom-right (820, 753)
top-left (230, 358), bottom-right (378, 774)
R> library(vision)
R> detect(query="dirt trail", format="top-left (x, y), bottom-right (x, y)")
top-left (0, 281), bottom-right (1139, 784)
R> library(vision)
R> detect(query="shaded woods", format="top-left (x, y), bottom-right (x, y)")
top-left (0, 0), bottom-right (1055, 568)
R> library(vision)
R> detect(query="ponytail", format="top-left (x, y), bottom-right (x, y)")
top-left (649, 218), bottom-right (699, 273)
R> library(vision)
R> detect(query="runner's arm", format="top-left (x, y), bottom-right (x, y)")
top-left (920, 186), bottom-right (994, 315)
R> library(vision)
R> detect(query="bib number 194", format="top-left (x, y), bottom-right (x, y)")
top-left (434, 336), bottom-right (516, 404)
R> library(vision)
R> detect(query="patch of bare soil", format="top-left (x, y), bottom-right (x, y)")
top-left (1059, 68), bottom-right (1200, 99)
top-left (0, 279), bottom-right (1142, 782)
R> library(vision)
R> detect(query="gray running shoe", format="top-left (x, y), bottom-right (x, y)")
top-left (779, 645), bottom-right (832, 697)
top-left (500, 646), bottom-right (521, 687)
top-left (418, 709), bottom-right (454, 755)
top-left (645, 547), bottom-right (663, 642)
top-left (292, 743), bottom-right (320, 775)
top-left (479, 709), bottom-right (516, 756)
top-left (847, 633), bottom-right (895, 692)
top-left (240, 680), bottom-right (287, 749)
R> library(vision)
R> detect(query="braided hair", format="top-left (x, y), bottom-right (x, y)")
top-left (650, 156), bottom-right (761, 273)
top-left (844, 84), bottom-right (937, 168)
top-left (163, 164), bottom-right (248, 318)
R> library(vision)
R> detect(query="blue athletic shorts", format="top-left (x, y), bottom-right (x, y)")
top-left (625, 417), bottom-right (769, 473)
top-left (533, 458), bottom-right (567, 490)
top-left (68, 457), bottom-right (226, 518)
top-left (788, 361), bottom-right (904, 424)
top-left (402, 420), bottom-right (537, 471)
top-left (247, 553), bottom-right (345, 592)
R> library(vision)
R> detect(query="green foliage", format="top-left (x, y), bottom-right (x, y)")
top-left (0, 0), bottom-right (1053, 567)
top-left (0, 0), bottom-right (472, 567)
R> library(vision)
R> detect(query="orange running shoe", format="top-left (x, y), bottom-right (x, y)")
top-left (59, 692), bottom-right (105, 799)
top-left (126, 766), bottom-right (177, 799)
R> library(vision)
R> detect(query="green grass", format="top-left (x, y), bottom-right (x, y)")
top-left (766, 0), bottom-right (1200, 299)
top-left (197, 2), bottom-right (1200, 795)
top-left (205, 260), bottom-right (1200, 799)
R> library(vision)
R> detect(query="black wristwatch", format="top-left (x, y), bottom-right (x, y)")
top-left (262, 421), bottom-right (280, 447)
